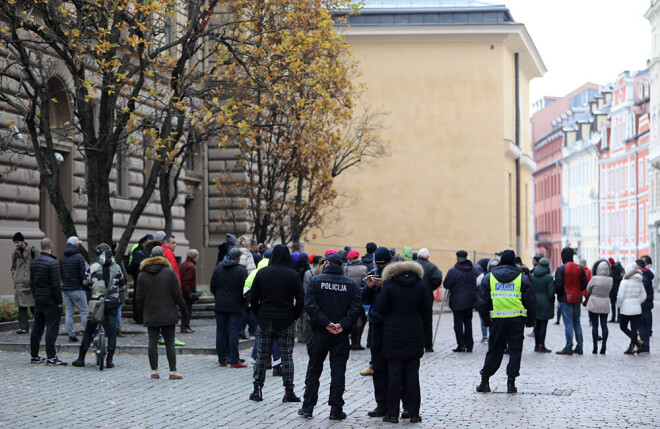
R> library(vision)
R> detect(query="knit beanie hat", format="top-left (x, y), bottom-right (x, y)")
top-left (374, 246), bottom-right (392, 264)
top-left (151, 246), bottom-right (165, 257)
top-left (499, 250), bottom-right (516, 267)
top-left (12, 232), bottom-right (24, 242)
top-left (366, 242), bottom-right (377, 254)
top-left (539, 258), bottom-right (550, 267)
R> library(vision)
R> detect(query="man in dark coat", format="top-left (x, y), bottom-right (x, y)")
top-left (217, 233), bottom-right (237, 264)
top-left (415, 248), bottom-right (443, 352)
top-left (298, 253), bottom-right (362, 420)
top-left (59, 236), bottom-right (88, 342)
top-left (29, 238), bottom-right (66, 366)
top-left (249, 244), bottom-right (304, 403)
top-left (211, 247), bottom-right (248, 367)
top-left (636, 258), bottom-right (653, 353)
top-left (378, 260), bottom-right (430, 423)
top-left (443, 250), bottom-right (478, 353)
top-left (127, 234), bottom-right (153, 324)
top-left (361, 242), bottom-right (377, 271)
top-left (476, 249), bottom-right (536, 394)
top-left (608, 258), bottom-right (623, 323)
top-left (361, 246), bottom-right (393, 418)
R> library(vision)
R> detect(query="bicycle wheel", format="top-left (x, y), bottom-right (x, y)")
top-left (98, 330), bottom-right (106, 371)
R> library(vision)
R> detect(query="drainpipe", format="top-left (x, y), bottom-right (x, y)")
top-left (636, 150), bottom-right (639, 257)
top-left (515, 53), bottom-right (521, 255)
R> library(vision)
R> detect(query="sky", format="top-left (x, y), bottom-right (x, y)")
top-left (502, 0), bottom-right (651, 103)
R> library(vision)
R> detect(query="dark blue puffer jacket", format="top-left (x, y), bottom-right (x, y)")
top-left (60, 244), bottom-right (87, 291)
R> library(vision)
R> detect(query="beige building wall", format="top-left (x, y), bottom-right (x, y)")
top-left (306, 30), bottom-right (543, 266)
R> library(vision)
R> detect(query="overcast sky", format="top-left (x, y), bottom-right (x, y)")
top-left (503, 0), bottom-right (651, 103)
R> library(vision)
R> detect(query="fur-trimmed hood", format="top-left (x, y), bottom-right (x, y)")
top-left (382, 261), bottom-right (424, 282)
top-left (140, 256), bottom-right (171, 274)
top-left (624, 263), bottom-right (642, 280)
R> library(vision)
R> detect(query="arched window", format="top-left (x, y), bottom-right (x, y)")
top-left (47, 77), bottom-right (72, 131)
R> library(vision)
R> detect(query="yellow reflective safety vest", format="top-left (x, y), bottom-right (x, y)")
top-left (489, 272), bottom-right (527, 318)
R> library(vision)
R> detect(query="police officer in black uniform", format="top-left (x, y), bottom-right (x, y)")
top-left (476, 249), bottom-right (537, 394)
top-left (298, 253), bottom-right (362, 420)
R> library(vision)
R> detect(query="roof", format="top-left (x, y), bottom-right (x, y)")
top-left (342, 1), bottom-right (515, 25)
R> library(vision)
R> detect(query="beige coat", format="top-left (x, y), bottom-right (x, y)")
top-left (11, 243), bottom-right (38, 307)
top-left (586, 260), bottom-right (612, 315)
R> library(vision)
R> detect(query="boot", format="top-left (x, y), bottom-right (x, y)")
top-left (636, 339), bottom-right (644, 353)
top-left (592, 342), bottom-right (598, 355)
top-left (249, 383), bottom-right (263, 401)
top-left (600, 344), bottom-right (606, 355)
top-left (282, 387), bottom-right (301, 403)
top-left (476, 375), bottom-right (490, 393)
top-left (624, 344), bottom-right (635, 355)
top-left (272, 364), bottom-right (282, 377)
top-left (507, 377), bottom-right (517, 394)
top-left (71, 350), bottom-right (86, 367)
top-left (105, 350), bottom-right (115, 369)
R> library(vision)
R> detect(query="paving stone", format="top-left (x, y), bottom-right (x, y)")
top-left (0, 301), bottom-right (658, 428)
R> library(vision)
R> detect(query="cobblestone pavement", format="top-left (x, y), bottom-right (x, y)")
top-left (1, 302), bottom-right (659, 428)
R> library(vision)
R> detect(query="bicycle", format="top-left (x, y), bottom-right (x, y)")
top-left (93, 323), bottom-right (107, 371)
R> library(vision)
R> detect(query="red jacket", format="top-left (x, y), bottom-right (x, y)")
top-left (162, 244), bottom-right (180, 281)
top-left (180, 257), bottom-right (197, 294)
top-left (563, 262), bottom-right (584, 303)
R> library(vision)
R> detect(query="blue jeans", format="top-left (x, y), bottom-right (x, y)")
top-left (116, 304), bottom-right (122, 330)
top-left (215, 312), bottom-right (242, 364)
top-left (251, 334), bottom-right (281, 364)
top-left (561, 302), bottom-right (583, 349)
top-left (62, 290), bottom-right (88, 338)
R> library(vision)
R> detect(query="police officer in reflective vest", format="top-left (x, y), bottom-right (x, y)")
top-left (476, 249), bottom-right (537, 393)
top-left (298, 252), bottom-right (362, 420)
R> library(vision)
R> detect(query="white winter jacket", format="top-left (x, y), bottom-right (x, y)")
top-left (616, 264), bottom-right (647, 316)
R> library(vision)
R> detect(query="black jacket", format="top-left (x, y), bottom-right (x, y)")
top-left (377, 261), bottom-right (431, 360)
top-left (305, 264), bottom-right (362, 333)
top-left (609, 263), bottom-right (624, 300)
top-left (361, 253), bottom-right (375, 272)
top-left (250, 244), bottom-right (304, 330)
top-left (216, 242), bottom-right (234, 265)
top-left (210, 259), bottom-right (248, 314)
top-left (442, 259), bottom-right (478, 311)
top-left (59, 244), bottom-right (87, 291)
top-left (477, 264), bottom-right (537, 324)
top-left (642, 269), bottom-right (655, 310)
top-left (30, 253), bottom-right (62, 305)
top-left (128, 245), bottom-right (149, 279)
top-left (360, 265), bottom-right (387, 347)
top-left (416, 258), bottom-right (443, 301)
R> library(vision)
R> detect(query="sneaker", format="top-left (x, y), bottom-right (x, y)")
top-left (169, 371), bottom-right (183, 380)
top-left (360, 367), bottom-right (374, 376)
top-left (30, 356), bottom-right (45, 364)
top-left (158, 338), bottom-right (165, 345)
top-left (527, 332), bottom-right (535, 337)
top-left (150, 371), bottom-right (160, 379)
top-left (230, 362), bottom-right (247, 368)
top-left (46, 357), bottom-right (68, 366)
top-left (16, 329), bottom-right (29, 334)
top-left (68, 336), bottom-right (79, 343)
top-left (174, 339), bottom-right (186, 346)
top-left (481, 337), bottom-right (488, 343)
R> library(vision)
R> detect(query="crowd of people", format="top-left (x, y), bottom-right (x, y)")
top-left (11, 229), bottom-right (656, 422)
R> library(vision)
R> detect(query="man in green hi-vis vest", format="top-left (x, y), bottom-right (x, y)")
top-left (476, 249), bottom-right (537, 394)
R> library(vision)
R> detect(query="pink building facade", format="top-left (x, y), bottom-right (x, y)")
top-left (532, 84), bottom-right (599, 270)
top-left (599, 70), bottom-right (651, 265)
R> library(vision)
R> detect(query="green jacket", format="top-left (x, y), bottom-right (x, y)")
top-left (243, 257), bottom-right (269, 294)
top-left (530, 265), bottom-right (555, 320)
top-left (402, 246), bottom-right (413, 261)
